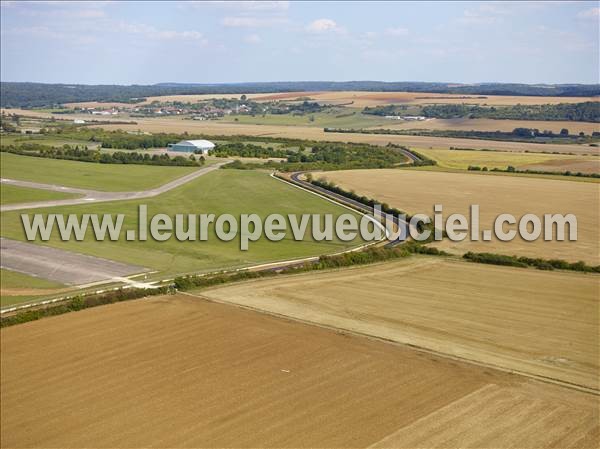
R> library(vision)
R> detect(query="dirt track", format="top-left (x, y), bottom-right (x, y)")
top-left (1, 294), bottom-right (597, 448)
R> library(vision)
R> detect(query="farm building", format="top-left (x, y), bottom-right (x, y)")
top-left (168, 139), bottom-right (215, 154)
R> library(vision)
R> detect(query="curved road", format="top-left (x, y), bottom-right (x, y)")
top-left (286, 148), bottom-right (422, 243)
top-left (0, 161), bottom-right (228, 212)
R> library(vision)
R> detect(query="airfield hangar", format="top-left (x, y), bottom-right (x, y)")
top-left (168, 139), bottom-right (215, 154)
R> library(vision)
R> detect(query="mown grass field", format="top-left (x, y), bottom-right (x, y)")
top-left (0, 268), bottom-right (68, 307)
top-left (0, 152), bottom-right (198, 191)
top-left (199, 257), bottom-right (599, 390)
top-left (0, 170), bottom-right (365, 277)
top-left (315, 168), bottom-right (600, 264)
top-left (2, 293), bottom-right (597, 448)
top-left (414, 147), bottom-right (600, 173)
top-left (1, 134), bottom-right (101, 149)
top-left (0, 184), bottom-right (81, 205)
top-left (218, 108), bottom-right (390, 128)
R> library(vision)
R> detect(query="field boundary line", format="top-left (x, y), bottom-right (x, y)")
top-left (179, 290), bottom-right (600, 396)
top-left (366, 383), bottom-right (499, 448)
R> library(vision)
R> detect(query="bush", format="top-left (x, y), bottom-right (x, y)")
top-left (1, 286), bottom-right (170, 328)
top-left (463, 252), bottom-right (600, 272)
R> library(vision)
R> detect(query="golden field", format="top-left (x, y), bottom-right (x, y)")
top-left (414, 147), bottom-right (600, 173)
top-left (93, 118), bottom-right (598, 155)
top-left (200, 257), bottom-right (599, 391)
top-left (2, 293), bottom-right (598, 448)
top-left (315, 169), bottom-right (600, 264)
top-left (367, 117), bottom-right (600, 135)
top-left (4, 108), bottom-right (598, 156)
top-left (132, 91), bottom-right (600, 108)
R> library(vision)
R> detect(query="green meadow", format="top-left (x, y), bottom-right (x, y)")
top-left (0, 269), bottom-right (67, 307)
top-left (1, 184), bottom-right (81, 205)
top-left (0, 152), bottom-right (198, 192)
top-left (1, 170), bottom-right (367, 277)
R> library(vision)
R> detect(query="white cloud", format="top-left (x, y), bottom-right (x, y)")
top-left (187, 1), bottom-right (289, 11)
top-left (244, 33), bottom-right (262, 44)
top-left (119, 22), bottom-right (207, 44)
top-left (227, 1), bottom-right (289, 12)
top-left (577, 7), bottom-right (600, 19)
top-left (155, 30), bottom-right (205, 41)
top-left (221, 16), bottom-right (287, 27)
top-left (306, 18), bottom-right (341, 33)
top-left (385, 27), bottom-right (409, 37)
top-left (7, 1), bottom-right (110, 19)
top-left (459, 4), bottom-right (511, 25)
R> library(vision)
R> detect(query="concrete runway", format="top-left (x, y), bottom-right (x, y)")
top-left (1, 238), bottom-right (148, 285)
top-left (0, 161), bottom-right (227, 212)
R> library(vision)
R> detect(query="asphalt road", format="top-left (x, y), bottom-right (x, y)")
top-left (1, 238), bottom-right (148, 285)
top-left (288, 147), bottom-right (422, 243)
top-left (0, 161), bottom-right (227, 212)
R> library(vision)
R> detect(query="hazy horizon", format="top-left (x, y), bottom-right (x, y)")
top-left (2, 80), bottom-right (599, 87)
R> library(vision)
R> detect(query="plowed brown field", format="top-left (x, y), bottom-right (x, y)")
top-left (1, 294), bottom-right (598, 448)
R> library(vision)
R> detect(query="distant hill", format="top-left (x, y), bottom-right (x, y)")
top-left (1, 81), bottom-right (599, 108)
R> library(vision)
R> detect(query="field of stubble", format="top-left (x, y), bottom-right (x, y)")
top-left (1, 294), bottom-right (597, 448)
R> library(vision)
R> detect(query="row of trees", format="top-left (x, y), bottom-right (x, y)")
top-left (325, 126), bottom-right (598, 143)
top-left (467, 164), bottom-right (599, 178)
top-left (419, 102), bottom-right (600, 123)
top-left (463, 252), bottom-right (599, 273)
top-left (1, 143), bottom-right (204, 166)
top-left (212, 142), bottom-right (292, 158)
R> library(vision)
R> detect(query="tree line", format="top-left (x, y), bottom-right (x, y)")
top-left (324, 127), bottom-right (598, 144)
top-left (467, 165), bottom-right (599, 178)
top-left (362, 102), bottom-right (600, 122)
top-left (463, 252), bottom-right (600, 273)
top-left (3, 81), bottom-right (599, 108)
top-left (419, 102), bottom-right (600, 123)
top-left (1, 143), bottom-right (204, 166)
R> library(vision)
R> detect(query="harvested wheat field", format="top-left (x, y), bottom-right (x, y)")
top-left (1, 294), bottom-right (598, 448)
top-left (4, 108), bottom-right (596, 155)
top-left (520, 158), bottom-right (600, 174)
top-left (367, 117), bottom-right (600, 135)
top-left (131, 91), bottom-right (600, 108)
top-left (315, 169), bottom-right (600, 264)
top-left (200, 258), bottom-right (599, 391)
top-left (93, 118), bottom-right (597, 155)
top-left (413, 147), bottom-right (600, 174)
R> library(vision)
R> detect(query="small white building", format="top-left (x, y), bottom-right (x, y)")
top-left (168, 139), bottom-right (215, 154)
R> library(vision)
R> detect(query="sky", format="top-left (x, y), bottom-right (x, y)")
top-left (1, 1), bottom-right (599, 85)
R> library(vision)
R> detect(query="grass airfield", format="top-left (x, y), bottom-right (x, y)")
top-left (0, 184), bottom-right (81, 205)
top-left (0, 170), bottom-right (365, 279)
top-left (1, 152), bottom-right (198, 192)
